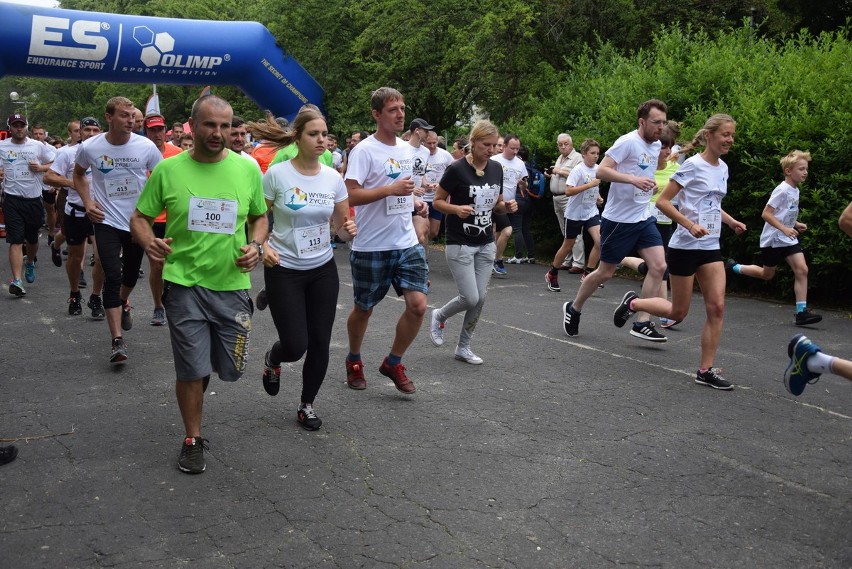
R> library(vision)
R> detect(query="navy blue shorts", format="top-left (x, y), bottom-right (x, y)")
top-left (564, 215), bottom-right (601, 239)
top-left (666, 247), bottom-right (723, 276)
top-left (349, 245), bottom-right (428, 310)
top-left (599, 217), bottom-right (663, 264)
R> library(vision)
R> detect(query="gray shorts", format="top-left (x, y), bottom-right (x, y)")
top-left (162, 281), bottom-right (254, 382)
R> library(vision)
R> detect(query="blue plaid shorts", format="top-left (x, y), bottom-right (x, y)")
top-left (349, 245), bottom-right (429, 310)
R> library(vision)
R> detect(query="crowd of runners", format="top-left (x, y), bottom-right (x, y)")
top-left (1, 90), bottom-right (850, 472)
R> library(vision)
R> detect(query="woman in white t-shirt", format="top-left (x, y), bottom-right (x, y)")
top-left (248, 110), bottom-right (357, 430)
top-left (613, 114), bottom-right (747, 390)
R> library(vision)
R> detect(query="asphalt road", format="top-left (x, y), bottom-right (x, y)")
top-left (2, 239), bottom-right (850, 568)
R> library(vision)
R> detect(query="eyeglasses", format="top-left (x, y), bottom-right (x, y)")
top-left (645, 119), bottom-right (666, 126)
top-left (463, 222), bottom-right (489, 236)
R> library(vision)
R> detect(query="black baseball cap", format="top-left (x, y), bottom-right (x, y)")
top-left (409, 118), bottom-right (434, 132)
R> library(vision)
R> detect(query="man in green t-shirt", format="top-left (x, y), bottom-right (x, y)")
top-left (131, 95), bottom-right (268, 475)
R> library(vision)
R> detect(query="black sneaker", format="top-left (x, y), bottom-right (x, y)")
top-left (545, 271), bottom-right (560, 292)
top-left (695, 368), bottom-right (733, 390)
top-left (0, 444), bottom-right (18, 465)
top-left (88, 295), bottom-right (105, 319)
top-left (121, 301), bottom-right (133, 331)
top-left (51, 246), bottom-right (62, 267)
top-left (614, 291), bottom-right (638, 328)
top-left (629, 321), bottom-right (667, 342)
top-left (262, 350), bottom-right (281, 396)
top-left (297, 403), bottom-right (322, 431)
top-left (110, 337), bottom-right (128, 364)
top-left (68, 293), bottom-right (82, 316)
top-left (562, 301), bottom-right (580, 337)
top-left (178, 436), bottom-right (209, 474)
top-left (256, 288), bottom-right (268, 311)
top-left (795, 309), bottom-right (822, 326)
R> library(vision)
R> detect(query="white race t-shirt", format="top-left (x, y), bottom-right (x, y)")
top-left (410, 144), bottom-right (430, 188)
top-left (490, 154), bottom-right (527, 202)
top-left (759, 181), bottom-right (799, 248)
top-left (75, 133), bottom-right (162, 231)
top-left (601, 130), bottom-right (661, 223)
top-left (423, 147), bottom-right (454, 203)
top-left (345, 134), bottom-right (418, 252)
top-left (668, 154), bottom-right (729, 251)
top-left (0, 138), bottom-right (55, 199)
top-left (264, 160), bottom-right (348, 270)
top-left (49, 144), bottom-right (91, 214)
top-left (564, 162), bottom-right (600, 221)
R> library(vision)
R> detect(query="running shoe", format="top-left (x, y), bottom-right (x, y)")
top-left (660, 317), bottom-right (682, 329)
top-left (8, 278), bottom-right (25, 297)
top-left (297, 403), bottom-right (322, 431)
top-left (492, 260), bottom-right (507, 277)
top-left (379, 358), bottom-right (416, 394)
top-left (110, 337), bottom-right (128, 364)
top-left (505, 257), bottom-right (526, 264)
top-left (784, 334), bottom-right (822, 396)
top-left (562, 301), bottom-right (580, 337)
top-left (695, 368), bottom-right (733, 390)
top-left (262, 349), bottom-right (281, 396)
top-left (0, 444), bottom-right (18, 465)
top-left (629, 321), bottom-right (667, 342)
top-left (178, 436), bottom-right (208, 474)
top-left (51, 246), bottom-right (62, 267)
top-left (256, 288), bottom-right (268, 311)
top-left (121, 301), bottom-right (133, 331)
top-left (150, 307), bottom-right (166, 326)
top-left (24, 262), bottom-right (35, 284)
top-left (87, 295), bottom-right (105, 319)
top-left (78, 271), bottom-right (87, 288)
top-left (345, 358), bottom-right (367, 390)
top-left (68, 294), bottom-right (82, 316)
top-left (454, 346), bottom-right (483, 365)
top-left (724, 259), bottom-right (738, 276)
top-left (429, 309), bottom-right (445, 346)
top-left (545, 271), bottom-right (560, 292)
top-left (795, 309), bottom-right (822, 326)
top-left (524, 258), bottom-right (536, 264)
top-left (614, 291), bottom-right (638, 328)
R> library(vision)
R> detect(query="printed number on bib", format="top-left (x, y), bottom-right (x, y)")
top-left (474, 188), bottom-right (498, 214)
top-left (188, 196), bottom-right (238, 234)
top-left (296, 223), bottom-right (330, 257)
top-left (386, 194), bottom-right (413, 215)
top-left (106, 176), bottom-right (141, 201)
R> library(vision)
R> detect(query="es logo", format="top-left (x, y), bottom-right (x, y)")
top-left (29, 15), bottom-right (109, 61)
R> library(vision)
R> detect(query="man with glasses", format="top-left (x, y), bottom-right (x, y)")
top-left (561, 99), bottom-right (670, 342)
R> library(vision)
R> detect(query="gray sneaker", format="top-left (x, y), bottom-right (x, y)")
top-left (150, 307), bottom-right (166, 326)
top-left (109, 337), bottom-right (128, 364)
top-left (695, 368), bottom-right (733, 390)
top-left (178, 436), bottom-right (208, 474)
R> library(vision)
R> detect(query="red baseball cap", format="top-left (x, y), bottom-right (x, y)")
top-left (144, 114), bottom-right (166, 129)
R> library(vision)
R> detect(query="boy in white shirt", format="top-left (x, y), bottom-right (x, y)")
top-left (728, 150), bottom-right (821, 326)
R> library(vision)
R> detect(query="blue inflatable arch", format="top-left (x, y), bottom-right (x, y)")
top-left (0, 3), bottom-right (324, 120)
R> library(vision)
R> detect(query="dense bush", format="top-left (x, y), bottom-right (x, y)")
top-left (517, 24), bottom-right (852, 307)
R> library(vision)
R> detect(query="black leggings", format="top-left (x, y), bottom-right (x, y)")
top-left (265, 258), bottom-right (339, 403)
top-left (93, 223), bottom-right (144, 309)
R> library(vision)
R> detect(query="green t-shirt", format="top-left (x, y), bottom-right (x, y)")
top-left (269, 143), bottom-right (334, 168)
top-left (136, 152), bottom-right (266, 291)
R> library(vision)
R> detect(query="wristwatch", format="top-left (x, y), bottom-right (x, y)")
top-left (249, 239), bottom-right (264, 257)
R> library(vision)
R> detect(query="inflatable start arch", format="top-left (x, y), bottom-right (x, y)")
top-left (0, 3), bottom-right (324, 120)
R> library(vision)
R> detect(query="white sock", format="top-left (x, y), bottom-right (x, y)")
top-left (806, 352), bottom-right (836, 375)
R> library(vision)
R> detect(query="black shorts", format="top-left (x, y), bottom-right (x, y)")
top-left (666, 247), bottom-right (723, 277)
top-left (3, 194), bottom-right (43, 245)
top-left (564, 215), bottom-right (601, 239)
top-left (64, 209), bottom-right (95, 245)
top-left (760, 244), bottom-right (803, 267)
top-left (493, 212), bottom-right (511, 232)
top-left (42, 188), bottom-right (58, 205)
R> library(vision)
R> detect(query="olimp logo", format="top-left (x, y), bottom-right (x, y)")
top-left (130, 26), bottom-right (229, 76)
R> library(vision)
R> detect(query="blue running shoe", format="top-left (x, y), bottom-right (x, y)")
top-left (784, 334), bottom-right (821, 396)
top-left (24, 262), bottom-right (35, 283)
top-left (8, 278), bottom-right (26, 297)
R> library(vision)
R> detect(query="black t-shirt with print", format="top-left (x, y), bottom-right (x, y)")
top-left (439, 158), bottom-right (503, 246)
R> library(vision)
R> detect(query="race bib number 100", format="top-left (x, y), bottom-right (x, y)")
top-left (188, 197), bottom-right (238, 234)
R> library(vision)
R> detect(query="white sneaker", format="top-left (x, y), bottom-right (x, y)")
top-left (505, 257), bottom-right (525, 264)
top-left (454, 346), bottom-right (483, 365)
top-left (429, 309), bottom-right (445, 346)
